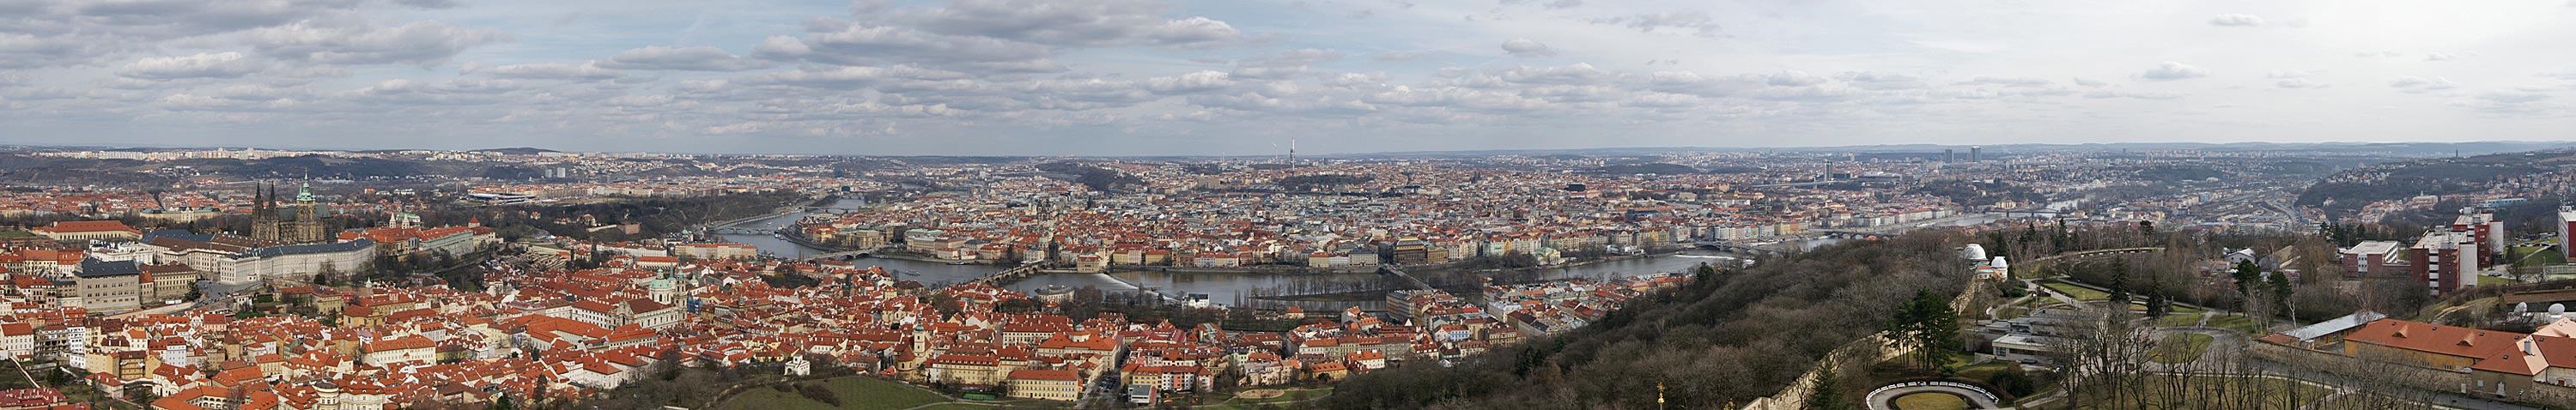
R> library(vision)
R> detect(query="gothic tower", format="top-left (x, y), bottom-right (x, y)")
top-left (287, 183), bottom-right (325, 244)
top-left (251, 184), bottom-right (282, 242)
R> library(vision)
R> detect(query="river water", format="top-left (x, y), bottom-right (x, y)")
top-left (718, 198), bottom-right (1993, 311)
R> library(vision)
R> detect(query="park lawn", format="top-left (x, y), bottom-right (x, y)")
top-left (2207, 315), bottom-right (2261, 334)
top-left (2171, 305), bottom-right (2203, 315)
top-left (0, 231), bottom-right (33, 239)
top-left (909, 405), bottom-right (995, 410)
top-left (1996, 305), bottom-right (2030, 321)
top-left (2043, 282), bottom-right (2109, 301)
top-left (2513, 245), bottom-right (2567, 267)
top-left (2481, 275), bottom-right (2513, 286)
top-left (2094, 377), bottom-right (2330, 410)
top-left (1206, 388), bottom-right (1334, 410)
top-left (1952, 362), bottom-right (2018, 383)
top-left (715, 377), bottom-right (954, 410)
top-left (2148, 334), bottom-right (2215, 364)
top-left (1893, 392), bottom-right (1969, 410)
top-left (2151, 313), bottom-right (2202, 328)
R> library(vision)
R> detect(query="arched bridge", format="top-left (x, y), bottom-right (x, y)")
top-left (965, 264), bottom-right (1047, 287)
top-left (785, 246), bottom-right (885, 262)
top-left (1817, 230), bottom-right (1890, 240)
top-left (799, 206), bottom-right (867, 214)
top-left (705, 227), bottom-right (775, 235)
top-left (1691, 242), bottom-right (1790, 255)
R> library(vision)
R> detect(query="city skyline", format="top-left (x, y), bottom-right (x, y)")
top-left (8, 0), bottom-right (2576, 154)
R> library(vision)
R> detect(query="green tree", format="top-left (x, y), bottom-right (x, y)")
top-left (1889, 291), bottom-right (1960, 371)
top-left (2228, 261), bottom-right (2262, 310)
top-left (2268, 268), bottom-right (2296, 323)
top-left (1804, 359), bottom-right (1846, 410)
top-left (2105, 258), bottom-right (2131, 305)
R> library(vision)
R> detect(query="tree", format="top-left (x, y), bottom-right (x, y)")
top-left (1803, 359), bottom-right (1846, 410)
top-left (1890, 291), bottom-right (1960, 371)
top-left (2227, 261), bottom-right (2262, 310)
top-left (2267, 268), bottom-right (2295, 324)
top-left (2105, 258), bottom-right (2132, 305)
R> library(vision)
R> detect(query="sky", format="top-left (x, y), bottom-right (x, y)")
top-left (4, 0), bottom-right (2576, 155)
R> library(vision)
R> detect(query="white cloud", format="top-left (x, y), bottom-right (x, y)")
top-left (1960, 77), bottom-right (2050, 87)
top-left (601, 45), bottom-right (766, 71)
top-left (2390, 75), bottom-right (2458, 93)
top-left (393, 0), bottom-right (460, 9)
top-left (1588, 11), bottom-right (1720, 37)
top-left (462, 61), bottom-right (624, 81)
top-left (2136, 62), bottom-right (2208, 81)
top-left (9, 0), bottom-right (2576, 154)
top-left (2275, 78), bottom-right (2328, 89)
top-left (1500, 38), bottom-right (1555, 57)
top-left (1765, 70), bottom-right (1828, 87)
top-left (245, 21), bottom-right (507, 65)
top-left (117, 51), bottom-right (262, 80)
top-left (1144, 70), bottom-right (1235, 93)
top-left (885, 0), bottom-right (1242, 47)
top-left (2208, 14), bottom-right (2265, 27)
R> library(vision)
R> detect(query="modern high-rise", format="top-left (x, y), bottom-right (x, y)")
top-left (1970, 146), bottom-right (1982, 162)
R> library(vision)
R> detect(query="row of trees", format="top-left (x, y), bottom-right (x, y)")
top-left (1886, 291), bottom-right (1962, 373)
top-left (2046, 304), bottom-right (2454, 410)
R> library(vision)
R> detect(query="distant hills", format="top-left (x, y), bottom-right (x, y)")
top-left (10, 141), bottom-right (2573, 159)
top-left (1335, 141), bottom-right (2576, 159)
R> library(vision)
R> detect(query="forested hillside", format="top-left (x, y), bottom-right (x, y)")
top-left (1312, 232), bottom-right (1972, 410)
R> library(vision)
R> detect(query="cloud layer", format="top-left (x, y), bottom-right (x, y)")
top-left (0, 0), bottom-right (2573, 154)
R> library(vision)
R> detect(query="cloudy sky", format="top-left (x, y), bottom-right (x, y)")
top-left (3, 0), bottom-right (2575, 155)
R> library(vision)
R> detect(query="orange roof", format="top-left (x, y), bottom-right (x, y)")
top-left (362, 335), bottom-right (435, 353)
top-left (45, 220), bottom-right (138, 233)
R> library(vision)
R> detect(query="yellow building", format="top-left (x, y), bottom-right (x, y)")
top-left (1006, 369), bottom-right (1082, 401)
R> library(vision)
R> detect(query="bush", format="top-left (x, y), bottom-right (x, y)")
top-left (795, 383), bottom-right (841, 406)
top-left (1988, 367), bottom-right (2037, 397)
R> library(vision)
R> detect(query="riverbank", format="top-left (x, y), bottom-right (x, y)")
top-left (706, 193), bottom-right (828, 231)
top-left (1454, 249), bottom-right (1692, 274)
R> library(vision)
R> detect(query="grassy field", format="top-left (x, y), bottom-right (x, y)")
top-left (2481, 275), bottom-right (2513, 286)
top-left (1996, 305), bottom-right (2031, 321)
top-left (1205, 388), bottom-right (1334, 410)
top-left (2148, 334), bottom-right (2215, 364)
top-left (2043, 282), bottom-right (2109, 301)
top-left (2512, 245), bottom-right (2567, 267)
top-left (2206, 315), bottom-right (2261, 334)
top-left (1893, 392), bottom-right (1969, 410)
top-left (0, 231), bottom-right (33, 239)
top-left (1951, 362), bottom-right (2019, 383)
top-left (2151, 313), bottom-right (2202, 328)
top-left (714, 377), bottom-right (955, 410)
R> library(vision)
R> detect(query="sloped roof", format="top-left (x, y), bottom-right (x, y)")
top-left (244, 239), bottom-right (375, 258)
top-left (74, 258), bottom-right (140, 279)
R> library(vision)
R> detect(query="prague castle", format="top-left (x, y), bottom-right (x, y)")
top-left (251, 183), bottom-right (330, 244)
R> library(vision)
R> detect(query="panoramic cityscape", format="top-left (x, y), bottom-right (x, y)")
top-left (14, 1), bottom-right (2576, 410)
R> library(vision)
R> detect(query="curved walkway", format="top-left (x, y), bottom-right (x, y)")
top-left (1864, 381), bottom-right (2003, 410)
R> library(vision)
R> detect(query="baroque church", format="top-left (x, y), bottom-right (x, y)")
top-left (251, 183), bottom-right (331, 244)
